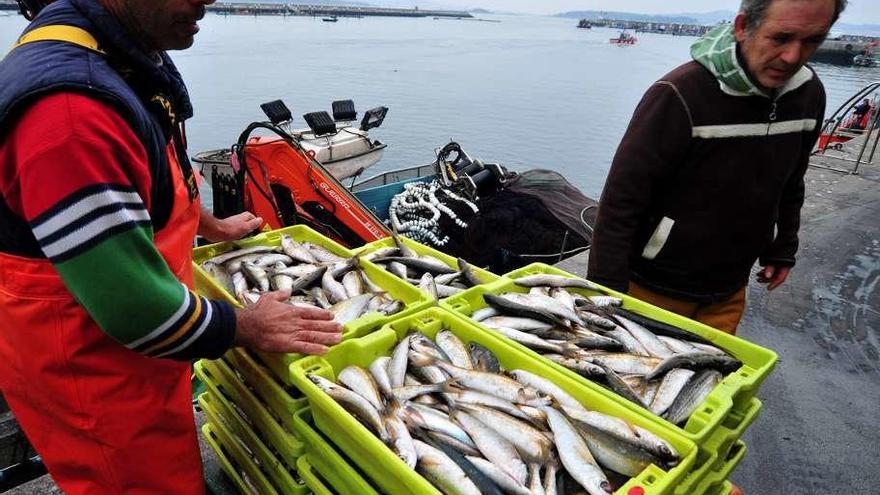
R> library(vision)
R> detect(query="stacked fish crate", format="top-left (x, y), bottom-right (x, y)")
top-left (192, 225), bottom-right (434, 494)
top-left (439, 263), bottom-right (777, 495)
top-left (193, 226), bottom-right (776, 495)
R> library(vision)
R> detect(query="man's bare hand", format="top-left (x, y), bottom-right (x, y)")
top-left (234, 291), bottom-right (342, 355)
top-left (756, 265), bottom-right (790, 291)
top-left (199, 209), bottom-right (263, 242)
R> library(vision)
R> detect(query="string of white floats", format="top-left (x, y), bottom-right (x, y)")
top-left (388, 180), bottom-right (479, 247)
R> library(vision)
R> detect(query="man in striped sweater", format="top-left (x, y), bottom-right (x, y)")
top-left (589, 0), bottom-right (846, 335)
top-left (0, 0), bottom-right (341, 492)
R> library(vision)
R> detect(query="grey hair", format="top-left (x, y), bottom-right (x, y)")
top-left (740, 0), bottom-right (848, 30)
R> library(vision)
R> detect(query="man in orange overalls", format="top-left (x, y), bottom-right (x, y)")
top-left (0, 0), bottom-right (342, 493)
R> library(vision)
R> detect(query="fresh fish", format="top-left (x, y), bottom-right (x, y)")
top-left (385, 403), bottom-right (418, 469)
top-left (542, 407), bottom-right (611, 495)
top-left (421, 436), bottom-right (507, 495)
top-left (528, 464), bottom-right (546, 495)
top-left (502, 293), bottom-right (583, 327)
top-left (481, 316), bottom-right (555, 333)
top-left (280, 235), bottom-right (319, 264)
top-left (369, 356), bottom-right (394, 399)
top-left (645, 352), bottom-right (741, 381)
top-left (457, 258), bottom-right (484, 287)
top-left (310, 286), bottom-right (332, 309)
top-left (588, 295), bottom-right (622, 308)
top-left (330, 293), bottom-right (374, 325)
top-left (270, 273), bottom-right (294, 292)
top-left (202, 262), bottom-right (235, 294)
top-left (231, 271), bottom-right (248, 300)
top-left (391, 229), bottom-right (419, 258)
top-left (338, 365), bottom-right (385, 412)
top-left (614, 316), bottom-right (674, 359)
top-left (576, 309), bottom-right (617, 330)
top-left (471, 307), bottom-right (501, 322)
top-left (688, 342), bottom-right (729, 356)
top-left (466, 456), bottom-right (532, 495)
top-left (206, 245), bottom-right (275, 265)
top-left (436, 330), bottom-right (474, 370)
top-left (444, 390), bottom-right (536, 423)
top-left (604, 327), bottom-right (651, 356)
top-left (664, 370), bottom-right (723, 426)
top-left (252, 253), bottom-right (295, 268)
top-left (241, 262), bottom-right (270, 292)
top-left (322, 264), bottom-right (350, 304)
top-left (457, 404), bottom-right (553, 463)
top-left (435, 272), bottom-right (463, 286)
top-left (568, 327), bottom-right (625, 350)
top-left (393, 380), bottom-right (454, 402)
top-left (361, 271), bottom-right (385, 293)
top-left (308, 374), bottom-right (388, 441)
top-left (427, 432), bottom-right (482, 457)
top-left (510, 370), bottom-right (587, 414)
top-left (413, 355), bottom-right (549, 407)
top-left (543, 460), bottom-right (559, 495)
top-left (649, 369), bottom-right (695, 416)
top-left (563, 407), bottom-right (678, 463)
top-left (388, 335), bottom-right (412, 388)
top-left (451, 410), bottom-right (529, 485)
top-left (406, 404), bottom-right (477, 450)
top-left (376, 256), bottom-right (457, 275)
top-left (342, 270), bottom-right (365, 297)
top-left (389, 261), bottom-right (409, 280)
top-left (489, 326), bottom-right (580, 356)
top-left (512, 274), bottom-right (603, 291)
top-left (362, 246), bottom-right (400, 262)
top-left (543, 354), bottom-right (605, 377)
top-left (613, 308), bottom-right (715, 345)
top-left (303, 243), bottom-right (345, 263)
top-left (420, 273), bottom-right (440, 301)
top-left (413, 440), bottom-right (482, 495)
top-left (584, 353), bottom-right (663, 376)
top-left (469, 342), bottom-right (501, 374)
top-left (576, 424), bottom-right (664, 477)
top-left (656, 336), bottom-right (698, 355)
top-left (436, 283), bottom-right (465, 297)
top-left (595, 362), bottom-right (647, 408)
top-left (379, 299), bottom-right (404, 316)
top-left (483, 294), bottom-right (569, 328)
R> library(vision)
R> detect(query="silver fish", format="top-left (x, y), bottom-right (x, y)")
top-left (369, 356), bottom-right (393, 399)
top-left (457, 404), bottom-right (553, 463)
top-left (457, 258), bottom-right (484, 287)
top-left (330, 293), bottom-right (374, 325)
top-left (241, 261), bottom-right (270, 292)
top-left (202, 261), bottom-right (234, 295)
top-left (650, 369), bottom-right (696, 416)
top-left (512, 274), bottom-right (603, 292)
top-left (646, 352), bottom-right (741, 381)
top-left (308, 374), bottom-right (388, 441)
top-left (388, 335), bottom-right (412, 388)
top-left (206, 245), bottom-right (274, 265)
top-left (413, 440), bottom-right (482, 495)
top-left (436, 330), bottom-right (474, 370)
top-left (542, 407), bottom-right (611, 495)
top-left (664, 369), bottom-right (723, 426)
top-left (465, 456), bottom-right (532, 495)
top-left (451, 410), bottom-right (529, 485)
top-left (342, 270), bottom-right (365, 298)
top-left (385, 403), bottom-right (418, 469)
top-left (510, 370), bottom-right (587, 414)
top-left (280, 234), bottom-right (318, 264)
top-left (338, 365), bottom-right (385, 412)
top-left (615, 316), bottom-right (674, 359)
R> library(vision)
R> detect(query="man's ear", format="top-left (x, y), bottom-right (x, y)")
top-left (734, 12), bottom-right (749, 43)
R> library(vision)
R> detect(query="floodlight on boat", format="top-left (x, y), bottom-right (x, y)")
top-left (332, 100), bottom-right (357, 121)
top-left (303, 111), bottom-right (338, 137)
top-left (260, 99), bottom-right (293, 126)
top-left (360, 106), bottom-right (388, 132)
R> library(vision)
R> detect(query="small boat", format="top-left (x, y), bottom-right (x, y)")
top-left (577, 19), bottom-right (592, 29)
top-left (195, 99), bottom-right (388, 186)
top-left (815, 83), bottom-right (878, 152)
top-left (610, 30), bottom-right (638, 45)
top-left (322, 16), bottom-right (338, 22)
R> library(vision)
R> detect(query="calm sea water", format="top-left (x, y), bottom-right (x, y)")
top-left (2, 13), bottom-right (879, 198)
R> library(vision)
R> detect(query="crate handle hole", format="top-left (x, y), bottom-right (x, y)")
top-left (644, 475), bottom-right (656, 485)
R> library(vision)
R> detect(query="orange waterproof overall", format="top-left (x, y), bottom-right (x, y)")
top-left (0, 143), bottom-right (204, 494)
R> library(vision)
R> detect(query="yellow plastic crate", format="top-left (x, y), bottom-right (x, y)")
top-left (224, 348), bottom-right (309, 434)
top-left (199, 392), bottom-right (308, 495)
top-left (192, 224), bottom-right (433, 385)
top-left (296, 455), bottom-right (335, 495)
top-left (290, 307), bottom-right (698, 495)
top-left (202, 421), bottom-right (277, 495)
top-left (195, 359), bottom-right (305, 468)
top-left (292, 406), bottom-right (380, 495)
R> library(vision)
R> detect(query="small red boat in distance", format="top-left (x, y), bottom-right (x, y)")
top-left (610, 30), bottom-right (638, 45)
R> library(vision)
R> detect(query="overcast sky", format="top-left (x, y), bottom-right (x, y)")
top-left (446, 1), bottom-right (880, 24)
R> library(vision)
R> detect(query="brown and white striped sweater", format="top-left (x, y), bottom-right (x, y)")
top-left (588, 59), bottom-right (825, 303)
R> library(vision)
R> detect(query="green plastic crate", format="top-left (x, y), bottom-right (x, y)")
top-left (444, 263), bottom-right (776, 437)
top-left (354, 235), bottom-right (501, 294)
top-left (199, 392), bottom-right (309, 495)
top-left (194, 359), bottom-right (305, 468)
top-left (707, 480), bottom-right (734, 495)
top-left (693, 441), bottom-right (747, 495)
top-left (224, 348), bottom-right (309, 434)
top-left (296, 455), bottom-right (335, 495)
top-left (192, 224), bottom-right (434, 385)
top-left (673, 399), bottom-right (761, 495)
top-left (202, 421), bottom-right (278, 495)
top-left (290, 307), bottom-right (698, 495)
top-left (292, 406), bottom-right (380, 495)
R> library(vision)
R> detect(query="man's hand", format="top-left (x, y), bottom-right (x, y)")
top-left (235, 291), bottom-right (342, 355)
top-left (756, 265), bottom-right (791, 291)
top-left (199, 209), bottom-right (263, 242)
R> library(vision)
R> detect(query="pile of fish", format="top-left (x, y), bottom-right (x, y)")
top-left (363, 233), bottom-right (488, 299)
top-left (308, 330), bottom-right (682, 495)
top-left (467, 274), bottom-right (742, 426)
top-left (200, 235), bottom-right (405, 324)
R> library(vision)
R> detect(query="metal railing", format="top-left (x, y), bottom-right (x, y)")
top-left (811, 81), bottom-right (880, 174)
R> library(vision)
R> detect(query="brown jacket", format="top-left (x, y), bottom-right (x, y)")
top-left (588, 61), bottom-right (825, 303)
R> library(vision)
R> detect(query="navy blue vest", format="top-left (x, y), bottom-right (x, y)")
top-left (0, 0), bottom-right (195, 257)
